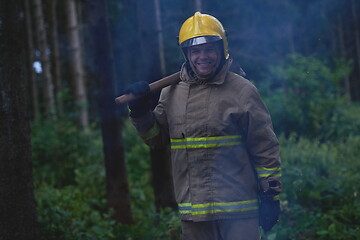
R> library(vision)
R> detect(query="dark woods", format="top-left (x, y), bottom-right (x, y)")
top-left (1, 0), bottom-right (360, 239)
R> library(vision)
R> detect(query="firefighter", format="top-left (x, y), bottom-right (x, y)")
top-left (125, 12), bottom-right (281, 240)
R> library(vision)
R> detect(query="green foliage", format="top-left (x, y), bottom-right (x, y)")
top-left (32, 55), bottom-right (360, 239)
top-left (260, 54), bottom-right (360, 141)
top-left (122, 120), bottom-right (154, 215)
top-left (32, 117), bottom-right (112, 239)
top-left (120, 121), bottom-right (182, 239)
top-left (258, 55), bottom-right (360, 239)
top-left (273, 135), bottom-right (360, 240)
top-left (31, 117), bottom-right (102, 187)
top-left (32, 117), bottom-right (181, 240)
top-left (115, 208), bottom-right (181, 240)
top-left (36, 185), bottom-right (117, 240)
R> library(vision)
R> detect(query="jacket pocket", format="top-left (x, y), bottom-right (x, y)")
top-left (169, 123), bottom-right (185, 141)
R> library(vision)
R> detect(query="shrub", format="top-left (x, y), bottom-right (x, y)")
top-left (260, 54), bottom-right (360, 141)
top-left (122, 120), bottom-right (182, 239)
top-left (274, 135), bottom-right (360, 240)
top-left (36, 185), bottom-right (118, 240)
top-left (32, 117), bottom-right (113, 239)
top-left (33, 118), bottom-right (181, 240)
top-left (31, 118), bottom-right (102, 187)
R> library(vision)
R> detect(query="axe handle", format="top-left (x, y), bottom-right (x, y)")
top-left (115, 71), bottom-right (181, 105)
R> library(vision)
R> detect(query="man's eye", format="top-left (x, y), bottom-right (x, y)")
top-left (191, 50), bottom-right (200, 54)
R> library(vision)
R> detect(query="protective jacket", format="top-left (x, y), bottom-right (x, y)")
top-left (131, 59), bottom-right (281, 222)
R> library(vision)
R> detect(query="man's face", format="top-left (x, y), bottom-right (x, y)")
top-left (188, 42), bottom-right (220, 76)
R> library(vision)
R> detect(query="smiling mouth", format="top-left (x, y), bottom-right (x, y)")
top-left (197, 62), bottom-right (213, 66)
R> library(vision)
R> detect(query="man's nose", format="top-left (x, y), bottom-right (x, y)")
top-left (199, 50), bottom-right (207, 58)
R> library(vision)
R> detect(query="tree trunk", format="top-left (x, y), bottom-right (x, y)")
top-left (351, 0), bottom-right (360, 100)
top-left (85, 0), bottom-right (133, 224)
top-left (150, 146), bottom-right (177, 212)
top-left (33, 0), bottom-right (56, 119)
top-left (154, 0), bottom-right (166, 76)
top-left (50, 0), bottom-right (64, 116)
top-left (288, 24), bottom-right (296, 54)
top-left (337, 14), bottom-right (351, 97)
top-left (137, 0), bottom-right (177, 211)
top-left (0, 1), bottom-right (38, 239)
top-left (65, 0), bottom-right (89, 128)
top-left (116, 0), bottom-right (139, 86)
top-left (25, 0), bottom-right (40, 121)
top-left (137, 0), bottom-right (163, 86)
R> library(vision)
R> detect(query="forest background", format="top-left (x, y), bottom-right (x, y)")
top-left (1, 0), bottom-right (360, 239)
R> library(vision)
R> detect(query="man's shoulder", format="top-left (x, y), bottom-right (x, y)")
top-left (226, 72), bottom-right (255, 89)
top-left (159, 80), bottom-right (186, 101)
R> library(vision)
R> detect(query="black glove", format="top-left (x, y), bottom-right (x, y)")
top-left (259, 190), bottom-right (280, 233)
top-left (123, 81), bottom-right (150, 118)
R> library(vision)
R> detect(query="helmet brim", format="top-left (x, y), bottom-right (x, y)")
top-left (180, 36), bottom-right (222, 48)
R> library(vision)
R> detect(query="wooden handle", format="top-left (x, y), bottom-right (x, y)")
top-left (115, 71), bottom-right (181, 104)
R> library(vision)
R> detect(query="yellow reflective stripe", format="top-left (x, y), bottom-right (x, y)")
top-left (178, 200), bottom-right (258, 215)
top-left (256, 167), bottom-right (280, 171)
top-left (179, 203), bottom-right (192, 207)
top-left (191, 207), bottom-right (258, 215)
top-left (171, 135), bottom-right (242, 149)
top-left (179, 203), bottom-right (192, 214)
top-left (171, 135), bottom-right (240, 143)
top-left (258, 173), bottom-right (282, 178)
top-left (172, 142), bottom-right (241, 149)
top-left (141, 123), bottom-right (159, 141)
top-left (192, 199), bottom-right (257, 208)
top-left (256, 167), bottom-right (281, 178)
top-left (179, 210), bottom-right (192, 214)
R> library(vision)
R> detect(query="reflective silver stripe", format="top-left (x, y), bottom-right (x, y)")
top-left (170, 135), bottom-right (242, 149)
top-left (178, 200), bottom-right (258, 215)
top-left (141, 123), bottom-right (159, 141)
top-left (256, 167), bottom-right (281, 178)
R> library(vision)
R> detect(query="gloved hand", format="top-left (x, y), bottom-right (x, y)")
top-left (123, 81), bottom-right (150, 118)
top-left (259, 190), bottom-right (280, 233)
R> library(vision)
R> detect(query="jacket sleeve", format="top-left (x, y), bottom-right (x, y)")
top-left (243, 84), bottom-right (281, 194)
top-left (130, 88), bottom-right (170, 149)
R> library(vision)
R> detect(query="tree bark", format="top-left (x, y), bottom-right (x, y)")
top-left (85, 0), bottom-right (133, 224)
top-left (0, 1), bottom-right (38, 239)
top-left (50, 0), bottom-right (64, 116)
top-left (33, 0), bottom-right (56, 119)
top-left (116, 0), bottom-right (140, 86)
top-left (150, 146), bottom-right (177, 212)
top-left (351, 0), bottom-right (360, 100)
top-left (337, 14), bottom-right (351, 97)
top-left (137, 0), bottom-right (163, 86)
top-left (282, 22), bottom-right (297, 54)
top-left (66, 0), bottom-right (89, 128)
top-left (25, 0), bottom-right (40, 121)
top-left (154, 0), bottom-right (166, 76)
top-left (137, 0), bottom-right (177, 211)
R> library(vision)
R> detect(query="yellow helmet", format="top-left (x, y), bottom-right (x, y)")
top-left (178, 12), bottom-right (229, 59)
